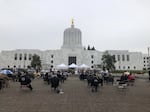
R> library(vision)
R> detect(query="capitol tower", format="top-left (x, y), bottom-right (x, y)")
top-left (61, 19), bottom-right (83, 49)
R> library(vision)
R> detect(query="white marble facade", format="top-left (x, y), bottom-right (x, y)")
top-left (0, 22), bottom-right (147, 70)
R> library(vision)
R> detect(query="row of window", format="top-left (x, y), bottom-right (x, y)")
top-left (116, 54), bottom-right (130, 61)
top-left (14, 53), bottom-right (54, 61)
top-left (143, 61), bottom-right (149, 63)
top-left (144, 64), bottom-right (149, 67)
top-left (14, 54), bottom-right (32, 60)
top-left (143, 57), bottom-right (149, 60)
top-left (14, 53), bottom-right (131, 62)
top-left (118, 66), bottom-right (136, 70)
top-left (91, 54), bottom-right (130, 62)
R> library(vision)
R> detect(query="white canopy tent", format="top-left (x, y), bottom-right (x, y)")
top-left (57, 63), bottom-right (68, 70)
top-left (79, 64), bottom-right (90, 69)
top-left (69, 63), bottom-right (78, 68)
top-left (124, 71), bottom-right (130, 75)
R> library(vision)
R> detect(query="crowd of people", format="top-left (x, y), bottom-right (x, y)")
top-left (78, 70), bottom-right (137, 92)
top-left (0, 69), bottom-right (69, 93)
top-left (43, 71), bottom-right (68, 93)
top-left (79, 70), bottom-right (114, 92)
top-left (0, 68), bottom-right (149, 94)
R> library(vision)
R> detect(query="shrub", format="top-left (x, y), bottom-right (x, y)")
top-left (112, 70), bottom-right (147, 74)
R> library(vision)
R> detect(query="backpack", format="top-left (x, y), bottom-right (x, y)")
top-left (94, 79), bottom-right (98, 82)
top-left (21, 77), bottom-right (26, 81)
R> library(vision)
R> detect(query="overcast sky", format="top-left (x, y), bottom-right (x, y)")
top-left (0, 0), bottom-right (150, 54)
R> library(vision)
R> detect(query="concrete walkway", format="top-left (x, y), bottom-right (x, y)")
top-left (0, 76), bottom-right (150, 112)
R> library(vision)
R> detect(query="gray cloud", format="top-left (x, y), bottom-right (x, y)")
top-left (0, 0), bottom-right (150, 53)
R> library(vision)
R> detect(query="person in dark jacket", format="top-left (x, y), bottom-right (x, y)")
top-left (19, 72), bottom-right (33, 91)
top-left (148, 70), bottom-right (150, 81)
top-left (0, 78), bottom-right (4, 90)
top-left (51, 75), bottom-right (60, 92)
top-left (91, 76), bottom-right (99, 92)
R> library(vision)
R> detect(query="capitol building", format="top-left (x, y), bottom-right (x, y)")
top-left (0, 21), bottom-right (148, 70)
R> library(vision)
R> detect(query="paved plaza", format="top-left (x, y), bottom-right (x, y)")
top-left (0, 76), bottom-right (150, 112)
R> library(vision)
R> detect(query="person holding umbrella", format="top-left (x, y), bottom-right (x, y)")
top-left (0, 69), bottom-right (13, 78)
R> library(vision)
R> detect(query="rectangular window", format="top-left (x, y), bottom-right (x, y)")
top-left (14, 53), bottom-right (17, 60)
top-left (127, 55), bottom-right (130, 61)
top-left (117, 55), bottom-right (120, 61)
top-left (113, 55), bottom-right (115, 61)
top-left (91, 55), bottom-right (94, 59)
top-left (134, 66), bottom-right (136, 70)
top-left (29, 54), bottom-right (32, 60)
top-left (51, 55), bottom-right (54, 58)
top-left (128, 66), bottom-right (130, 69)
top-left (24, 54), bottom-right (27, 60)
top-left (19, 54), bottom-right (22, 60)
top-left (122, 55), bottom-right (125, 61)
top-left (68, 56), bottom-right (76, 65)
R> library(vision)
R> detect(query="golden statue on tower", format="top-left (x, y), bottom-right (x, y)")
top-left (71, 18), bottom-right (74, 26)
